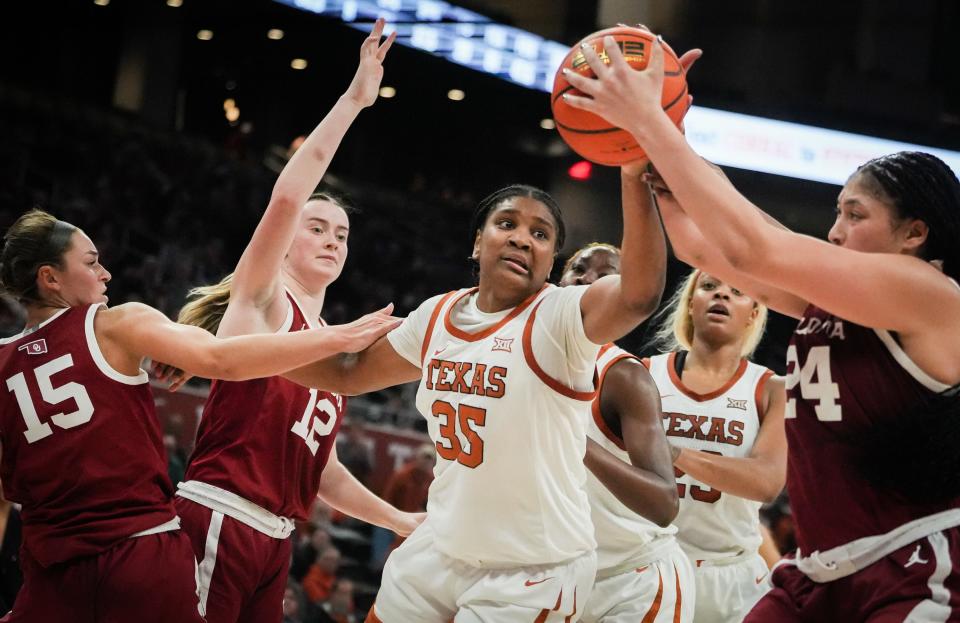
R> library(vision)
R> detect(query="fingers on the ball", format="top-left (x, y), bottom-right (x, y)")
top-left (562, 93), bottom-right (595, 111)
top-left (678, 48), bottom-right (703, 73)
top-left (562, 68), bottom-right (598, 94)
top-left (647, 36), bottom-right (665, 73)
top-left (602, 35), bottom-right (627, 68)
top-left (579, 42), bottom-right (607, 76)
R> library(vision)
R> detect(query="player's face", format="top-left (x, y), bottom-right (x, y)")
top-left (829, 177), bottom-right (910, 254)
top-left (689, 273), bottom-right (757, 345)
top-left (559, 247), bottom-right (620, 286)
top-left (474, 197), bottom-right (558, 296)
top-left (45, 231), bottom-right (111, 306)
top-left (286, 200), bottom-right (350, 289)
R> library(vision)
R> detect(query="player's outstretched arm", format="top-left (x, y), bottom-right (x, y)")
top-left (563, 34), bottom-right (960, 344)
top-left (221, 19), bottom-right (396, 333)
top-left (283, 334), bottom-right (421, 396)
top-left (653, 184), bottom-right (808, 319)
top-left (578, 166), bottom-right (666, 345)
top-left (672, 376), bottom-right (787, 503)
top-left (584, 360), bottom-right (679, 527)
top-left (316, 446), bottom-right (426, 536)
top-left (98, 302), bottom-right (400, 381)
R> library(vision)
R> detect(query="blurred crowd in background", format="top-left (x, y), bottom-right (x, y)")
top-left (0, 82), bottom-right (795, 621)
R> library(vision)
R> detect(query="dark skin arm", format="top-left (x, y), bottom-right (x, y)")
top-left (584, 359), bottom-right (679, 527)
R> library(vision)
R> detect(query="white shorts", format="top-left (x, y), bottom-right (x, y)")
top-left (371, 519), bottom-right (597, 622)
top-left (691, 552), bottom-right (769, 623)
top-left (582, 537), bottom-right (696, 623)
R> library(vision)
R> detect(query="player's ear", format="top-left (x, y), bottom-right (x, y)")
top-left (471, 231), bottom-right (481, 261)
top-left (36, 265), bottom-right (62, 295)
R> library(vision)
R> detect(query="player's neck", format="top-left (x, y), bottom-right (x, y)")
top-left (281, 275), bottom-right (326, 321)
top-left (23, 303), bottom-right (68, 334)
top-left (685, 340), bottom-right (743, 380)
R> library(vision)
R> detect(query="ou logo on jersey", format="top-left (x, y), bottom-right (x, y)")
top-left (290, 389), bottom-right (340, 456)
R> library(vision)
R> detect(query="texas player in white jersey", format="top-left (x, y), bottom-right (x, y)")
top-left (644, 270), bottom-right (786, 623)
top-left (286, 168), bottom-right (668, 622)
top-left (559, 243), bottom-right (695, 623)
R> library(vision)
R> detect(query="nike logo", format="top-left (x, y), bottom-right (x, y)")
top-left (755, 574), bottom-right (767, 584)
top-left (635, 565), bottom-right (650, 573)
top-left (433, 344), bottom-right (448, 356)
top-left (524, 577), bottom-right (553, 587)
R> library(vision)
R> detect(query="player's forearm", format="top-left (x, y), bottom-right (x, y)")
top-left (617, 170), bottom-right (667, 317)
top-left (585, 439), bottom-right (678, 527)
top-left (203, 329), bottom-right (351, 381)
top-left (270, 96), bottom-right (363, 207)
top-left (673, 447), bottom-right (784, 503)
top-left (631, 115), bottom-right (773, 272)
top-left (316, 461), bottom-right (403, 531)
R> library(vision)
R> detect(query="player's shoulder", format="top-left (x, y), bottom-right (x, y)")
top-left (97, 302), bottom-right (158, 324)
top-left (538, 283), bottom-right (585, 304)
top-left (604, 354), bottom-right (654, 388)
top-left (416, 289), bottom-right (467, 315)
top-left (94, 302), bottom-right (167, 338)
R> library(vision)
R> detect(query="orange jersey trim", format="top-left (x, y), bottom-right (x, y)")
top-left (667, 352), bottom-right (748, 403)
top-left (754, 368), bottom-right (775, 426)
top-left (671, 563), bottom-right (683, 623)
top-left (442, 285), bottom-right (546, 342)
top-left (641, 567), bottom-right (664, 623)
top-left (590, 345), bottom-right (638, 451)
top-left (522, 300), bottom-right (597, 402)
top-left (420, 291), bottom-right (458, 365)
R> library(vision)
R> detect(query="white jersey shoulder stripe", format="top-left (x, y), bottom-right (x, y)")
top-left (85, 304), bottom-right (149, 385)
top-left (874, 329), bottom-right (951, 394)
top-left (0, 307), bottom-right (70, 345)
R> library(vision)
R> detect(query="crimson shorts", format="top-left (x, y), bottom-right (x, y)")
top-left (176, 496), bottom-right (293, 623)
top-left (744, 529), bottom-right (960, 622)
top-left (1, 529), bottom-right (202, 623)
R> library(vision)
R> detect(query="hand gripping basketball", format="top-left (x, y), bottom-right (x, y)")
top-left (551, 27), bottom-right (697, 165)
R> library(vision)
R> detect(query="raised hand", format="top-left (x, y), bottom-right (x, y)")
top-left (343, 17), bottom-right (397, 109)
top-left (621, 45), bottom-right (702, 175)
top-left (332, 303), bottom-right (403, 353)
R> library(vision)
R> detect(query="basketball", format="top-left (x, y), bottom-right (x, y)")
top-left (551, 26), bottom-right (689, 166)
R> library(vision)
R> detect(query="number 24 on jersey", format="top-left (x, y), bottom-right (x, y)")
top-left (785, 345), bottom-right (842, 422)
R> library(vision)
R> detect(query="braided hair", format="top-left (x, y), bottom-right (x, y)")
top-left (853, 151), bottom-right (960, 280)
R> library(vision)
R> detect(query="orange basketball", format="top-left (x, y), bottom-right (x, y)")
top-left (551, 26), bottom-right (689, 166)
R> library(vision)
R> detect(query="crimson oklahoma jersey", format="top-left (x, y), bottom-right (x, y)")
top-left (786, 304), bottom-right (960, 553)
top-left (184, 292), bottom-right (345, 520)
top-left (0, 305), bottom-right (175, 567)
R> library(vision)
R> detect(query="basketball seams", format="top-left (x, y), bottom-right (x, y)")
top-left (550, 27), bottom-right (688, 162)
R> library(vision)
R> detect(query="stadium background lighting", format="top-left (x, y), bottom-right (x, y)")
top-left (273, 0), bottom-right (960, 184)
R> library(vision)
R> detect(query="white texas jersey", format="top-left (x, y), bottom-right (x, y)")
top-left (387, 284), bottom-right (600, 568)
top-left (647, 352), bottom-right (774, 562)
top-left (586, 344), bottom-right (677, 572)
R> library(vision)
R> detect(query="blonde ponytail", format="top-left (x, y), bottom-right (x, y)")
top-left (178, 273), bottom-right (234, 334)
